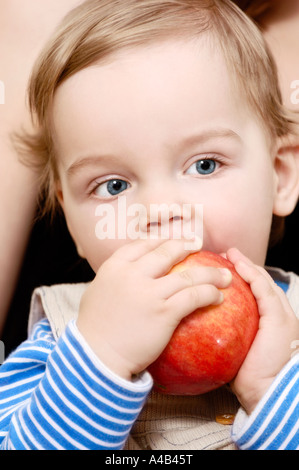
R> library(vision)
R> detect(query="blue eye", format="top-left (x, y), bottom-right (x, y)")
top-left (94, 179), bottom-right (129, 197)
top-left (195, 159), bottom-right (216, 175)
top-left (186, 158), bottom-right (218, 176)
top-left (107, 179), bottom-right (128, 195)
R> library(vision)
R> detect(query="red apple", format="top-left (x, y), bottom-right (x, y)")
top-left (148, 251), bottom-right (259, 395)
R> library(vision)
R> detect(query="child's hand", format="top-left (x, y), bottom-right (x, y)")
top-left (77, 238), bottom-right (232, 381)
top-left (226, 248), bottom-right (299, 415)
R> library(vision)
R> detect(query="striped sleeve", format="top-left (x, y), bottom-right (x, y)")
top-left (232, 354), bottom-right (299, 450)
top-left (0, 319), bottom-right (152, 450)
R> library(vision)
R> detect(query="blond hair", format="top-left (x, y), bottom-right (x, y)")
top-left (19, 0), bottom-right (297, 216)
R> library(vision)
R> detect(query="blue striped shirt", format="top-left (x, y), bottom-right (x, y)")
top-left (0, 319), bottom-right (298, 450)
top-left (0, 319), bottom-right (152, 450)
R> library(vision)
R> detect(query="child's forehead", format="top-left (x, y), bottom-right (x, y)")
top-left (53, 39), bottom-right (237, 118)
top-left (54, 37), bottom-right (237, 105)
top-left (53, 35), bottom-right (265, 136)
top-left (52, 37), bottom-right (269, 164)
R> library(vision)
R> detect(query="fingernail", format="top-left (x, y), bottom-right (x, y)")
top-left (213, 291), bottom-right (224, 305)
top-left (184, 236), bottom-right (202, 251)
top-left (219, 268), bottom-right (232, 281)
top-left (190, 234), bottom-right (202, 245)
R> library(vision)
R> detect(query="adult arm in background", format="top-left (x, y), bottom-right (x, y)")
top-left (238, 0), bottom-right (299, 113)
top-left (233, 0), bottom-right (299, 274)
top-left (0, 0), bottom-right (84, 334)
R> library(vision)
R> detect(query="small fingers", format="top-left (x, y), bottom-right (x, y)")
top-left (110, 237), bottom-right (202, 270)
top-left (166, 284), bottom-right (224, 322)
top-left (136, 237), bottom-right (202, 277)
top-left (159, 266), bottom-right (232, 298)
top-left (227, 247), bottom-right (273, 289)
top-left (109, 237), bottom-right (170, 263)
top-left (227, 248), bottom-right (293, 318)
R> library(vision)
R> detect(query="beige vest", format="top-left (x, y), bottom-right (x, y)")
top-left (27, 267), bottom-right (299, 450)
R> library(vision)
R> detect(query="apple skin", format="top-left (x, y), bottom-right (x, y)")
top-left (148, 251), bottom-right (259, 395)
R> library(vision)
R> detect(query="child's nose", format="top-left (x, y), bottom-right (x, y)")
top-left (136, 182), bottom-right (202, 241)
top-left (140, 203), bottom-right (185, 234)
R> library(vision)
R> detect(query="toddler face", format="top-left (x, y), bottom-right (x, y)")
top-left (52, 39), bottom-right (280, 272)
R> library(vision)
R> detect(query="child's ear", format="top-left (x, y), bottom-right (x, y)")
top-left (273, 137), bottom-right (299, 217)
top-left (55, 180), bottom-right (86, 259)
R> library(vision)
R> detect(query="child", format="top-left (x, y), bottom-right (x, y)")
top-left (0, 0), bottom-right (298, 450)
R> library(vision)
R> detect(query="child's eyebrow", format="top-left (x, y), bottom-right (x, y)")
top-left (66, 127), bottom-right (241, 177)
top-left (66, 154), bottom-right (119, 178)
top-left (178, 127), bottom-right (242, 149)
